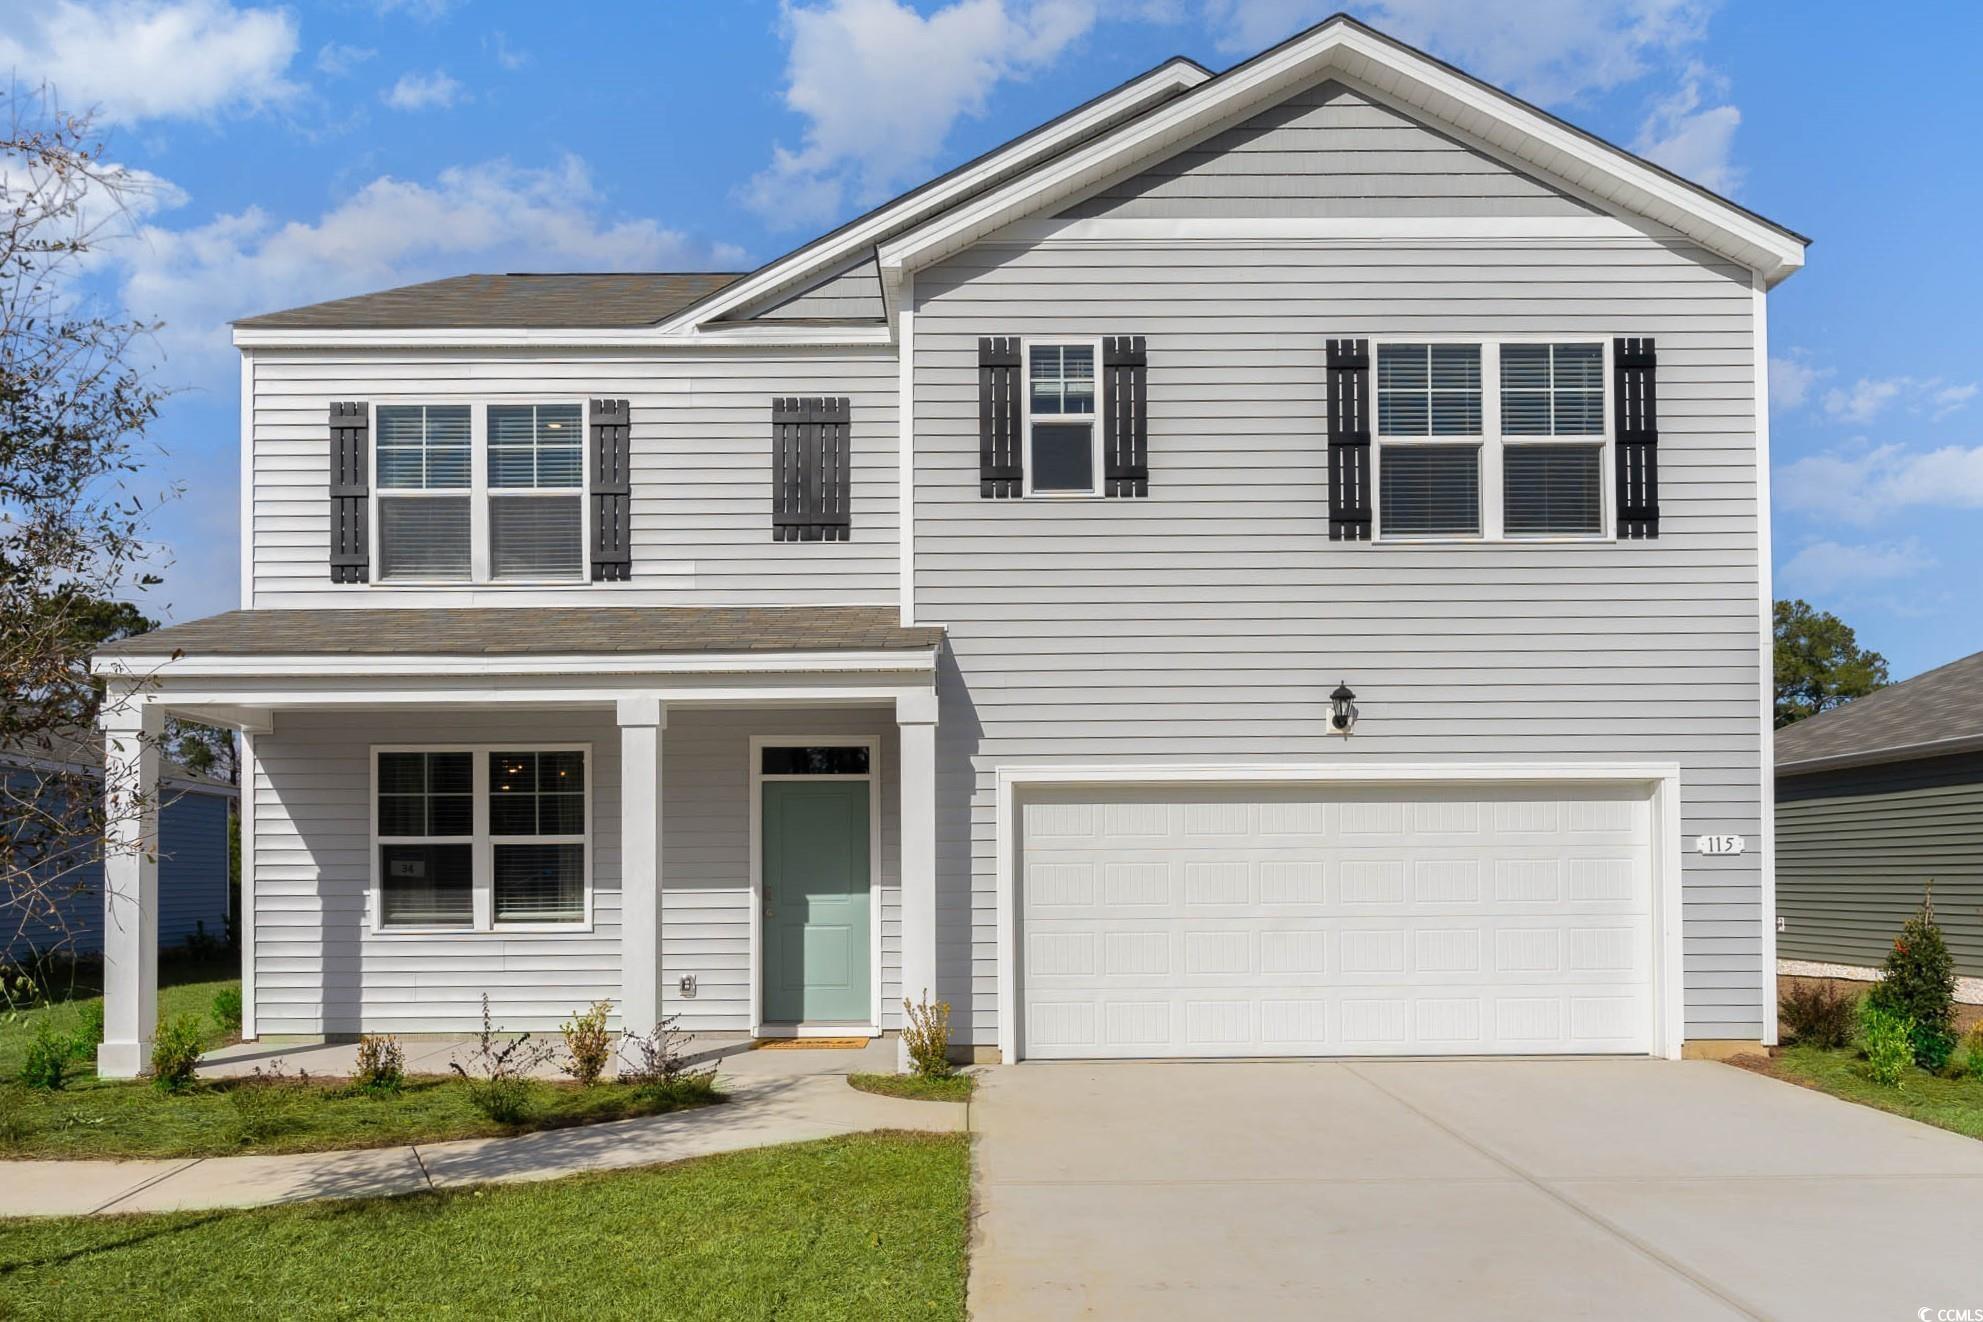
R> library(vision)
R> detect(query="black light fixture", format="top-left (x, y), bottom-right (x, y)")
top-left (1328, 681), bottom-right (1359, 737)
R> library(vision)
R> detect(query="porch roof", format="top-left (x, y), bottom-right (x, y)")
top-left (95, 605), bottom-right (943, 660)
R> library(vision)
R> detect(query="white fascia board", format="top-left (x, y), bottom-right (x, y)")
top-left (94, 649), bottom-right (939, 680)
top-left (995, 761), bottom-right (1681, 790)
top-left (656, 59), bottom-right (1208, 335)
top-left (993, 216), bottom-right (1667, 244)
top-left (878, 23), bottom-right (1805, 285)
top-left (229, 323), bottom-right (895, 351)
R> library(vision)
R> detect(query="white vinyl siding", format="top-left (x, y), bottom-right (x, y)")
top-left (739, 254), bottom-right (887, 322)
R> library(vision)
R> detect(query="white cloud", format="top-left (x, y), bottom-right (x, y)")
top-left (743, 0), bottom-right (1099, 229)
top-left (1769, 353), bottom-right (1828, 412)
top-left (1777, 443), bottom-right (1983, 523)
top-left (488, 31), bottom-right (529, 71)
top-left (1820, 375), bottom-right (1979, 425)
top-left (383, 69), bottom-right (465, 111)
top-left (1932, 383), bottom-right (1979, 419)
top-left (316, 42), bottom-right (376, 77)
top-left (1778, 537), bottom-right (1937, 590)
top-left (1633, 60), bottom-right (1741, 193)
top-left (371, 0), bottom-right (461, 19)
top-left (0, 0), bottom-right (299, 123)
top-left (108, 156), bottom-right (745, 388)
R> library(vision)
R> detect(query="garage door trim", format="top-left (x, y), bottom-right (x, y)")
top-left (995, 762), bottom-right (1685, 1063)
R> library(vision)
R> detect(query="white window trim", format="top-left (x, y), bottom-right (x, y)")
top-left (369, 743), bottom-right (594, 936)
top-left (1370, 335), bottom-right (1614, 544)
top-left (369, 400), bottom-right (592, 586)
top-left (1020, 336), bottom-right (1106, 499)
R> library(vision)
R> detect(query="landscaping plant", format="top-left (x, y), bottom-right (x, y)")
top-left (1858, 1001), bottom-right (1914, 1088)
top-left (618, 1013), bottom-right (717, 1103)
top-left (353, 1033), bottom-right (405, 1094)
top-left (449, 994), bottom-right (553, 1123)
top-left (1867, 884), bottom-right (1958, 1071)
top-left (902, 991), bottom-right (953, 1079)
top-left (210, 985), bottom-right (244, 1037)
top-left (561, 999), bottom-right (613, 1087)
top-left (1966, 1025), bottom-right (1983, 1081)
top-left (69, 999), bottom-right (105, 1061)
top-left (20, 1019), bottom-right (70, 1090)
top-left (150, 1014), bottom-right (206, 1092)
top-left (1778, 979), bottom-right (1856, 1049)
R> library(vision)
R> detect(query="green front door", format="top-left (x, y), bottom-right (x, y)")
top-left (763, 780), bottom-right (871, 1024)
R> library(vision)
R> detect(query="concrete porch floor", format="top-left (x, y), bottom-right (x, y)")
top-left (199, 1033), bottom-right (900, 1081)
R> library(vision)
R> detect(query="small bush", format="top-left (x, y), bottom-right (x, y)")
top-left (69, 1000), bottom-right (105, 1062)
top-left (1964, 1025), bottom-right (1983, 1081)
top-left (211, 986), bottom-right (243, 1038)
top-left (449, 995), bottom-right (552, 1124)
top-left (150, 1014), bottom-right (206, 1092)
top-left (353, 1034), bottom-right (405, 1094)
top-left (227, 1060), bottom-right (310, 1143)
top-left (1778, 979), bottom-right (1856, 1049)
top-left (561, 999), bottom-right (614, 1087)
top-left (20, 1021), bottom-right (70, 1090)
top-left (902, 991), bottom-right (953, 1079)
top-left (1859, 1001), bottom-right (1914, 1088)
top-left (618, 1014), bottom-right (714, 1100)
top-left (1868, 884), bottom-right (1958, 1071)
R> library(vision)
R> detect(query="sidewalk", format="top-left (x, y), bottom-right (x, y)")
top-left (3, 1044), bottom-right (968, 1219)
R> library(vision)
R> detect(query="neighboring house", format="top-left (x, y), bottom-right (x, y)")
top-left (2, 733), bottom-right (235, 961)
top-left (1776, 650), bottom-right (1983, 983)
top-left (86, 15), bottom-right (1806, 1077)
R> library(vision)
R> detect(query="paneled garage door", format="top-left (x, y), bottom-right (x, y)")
top-left (1018, 782), bottom-right (1655, 1059)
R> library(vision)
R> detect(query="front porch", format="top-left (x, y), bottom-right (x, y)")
top-left (90, 606), bottom-right (943, 1078)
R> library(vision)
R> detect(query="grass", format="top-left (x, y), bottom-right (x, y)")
top-left (0, 1131), bottom-right (970, 1320)
top-left (1740, 1042), bottom-right (1983, 1141)
top-left (848, 1073), bottom-right (975, 1103)
top-left (0, 953), bottom-right (240, 1079)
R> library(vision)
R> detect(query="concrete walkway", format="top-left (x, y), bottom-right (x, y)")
top-left (970, 1058), bottom-right (1983, 1322)
top-left (4, 1038), bottom-right (964, 1218)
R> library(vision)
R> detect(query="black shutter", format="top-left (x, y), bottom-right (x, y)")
top-left (978, 336), bottom-right (1022, 497)
top-left (772, 396), bottom-right (852, 542)
top-left (590, 398), bottom-right (631, 581)
top-left (1325, 339), bottom-right (1371, 541)
top-left (1613, 338), bottom-right (1659, 539)
top-left (1103, 335), bottom-right (1148, 497)
top-left (328, 401), bottom-right (369, 583)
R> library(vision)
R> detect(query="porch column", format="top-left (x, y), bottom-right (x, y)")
top-left (97, 698), bottom-right (164, 1079)
top-left (897, 689), bottom-right (939, 1071)
top-left (617, 697), bottom-right (667, 1037)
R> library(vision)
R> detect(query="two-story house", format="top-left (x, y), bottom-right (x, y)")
top-left (90, 14), bottom-right (1805, 1076)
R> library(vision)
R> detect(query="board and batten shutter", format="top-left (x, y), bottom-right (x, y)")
top-left (771, 396), bottom-right (852, 541)
top-left (1325, 339), bottom-right (1372, 540)
top-left (978, 336), bottom-right (1022, 497)
top-left (328, 401), bottom-right (369, 583)
top-left (1102, 334), bottom-right (1148, 497)
top-left (589, 398), bottom-right (631, 581)
top-left (1613, 338), bottom-right (1659, 539)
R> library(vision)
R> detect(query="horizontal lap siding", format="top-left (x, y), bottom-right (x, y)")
top-left (158, 790), bottom-right (231, 948)
top-left (1778, 754), bottom-right (1983, 976)
top-left (913, 236), bottom-right (1765, 1044)
top-left (744, 256), bottom-right (886, 321)
top-left (249, 348), bottom-right (896, 608)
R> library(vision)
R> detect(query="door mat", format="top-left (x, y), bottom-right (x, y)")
top-left (754, 1038), bottom-right (873, 1050)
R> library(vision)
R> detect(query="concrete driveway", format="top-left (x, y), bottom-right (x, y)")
top-left (969, 1058), bottom-right (1983, 1320)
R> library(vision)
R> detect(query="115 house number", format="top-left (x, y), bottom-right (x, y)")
top-left (1695, 834), bottom-right (1746, 856)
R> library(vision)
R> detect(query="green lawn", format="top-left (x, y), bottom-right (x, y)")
top-left (1749, 1043), bottom-right (1983, 1140)
top-left (0, 954), bottom-right (240, 1078)
top-left (848, 1073), bottom-right (975, 1103)
top-left (0, 1132), bottom-right (970, 1320)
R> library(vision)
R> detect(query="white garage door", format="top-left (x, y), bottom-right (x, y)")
top-left (1019, 782), bottom-right (1655, 1059)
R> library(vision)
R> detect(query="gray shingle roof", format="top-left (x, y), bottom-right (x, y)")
top-left (94, 606), bottom-right (943, 658)
top-left (234, 273), bottom-right (744, 330)
top-left (1776, 648), bottom-right (1983, 773)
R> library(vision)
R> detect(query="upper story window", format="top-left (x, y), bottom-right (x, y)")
top-left (374, 402), bottom-right (586, 584)
top-left (1025, 341), bottom-right (1099, 496)
top-left (1374, 340), bottom-right (1609, 541)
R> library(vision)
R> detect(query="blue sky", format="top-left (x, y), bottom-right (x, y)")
top-left (6, 0), bottom-right (1980, 680)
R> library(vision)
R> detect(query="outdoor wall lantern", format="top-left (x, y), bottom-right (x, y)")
top-left (1328, 682), bottom-right (1359, 737)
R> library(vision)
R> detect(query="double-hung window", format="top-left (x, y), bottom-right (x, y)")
top-left (374, 402), bottom-right (587, 583)
top-left (1374, 340), bottom-right (1610, 540)
top-left (1024, 341), bottom-right (1099, 495)
top-left (374, 745), bottom-right (590, 931)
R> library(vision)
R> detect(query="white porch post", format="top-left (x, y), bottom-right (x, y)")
top-left (617, 697), bottom-right (666, 1037)
top-left (97, 698), bottom-right (164, 1079)
top-left (897, 689), bottom-right (939, 1071)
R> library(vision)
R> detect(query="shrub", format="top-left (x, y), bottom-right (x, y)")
top-left (182, 921), bottom-right (224, 960)
top-left (1965, 1025), bottom-right (1983, 1081)
top-left (20, 1021), bottom-right (70, 1090)
top-left (1859, 1002), bottom-right (1914, 1088)
top-left (227, 1060), bottom-right (310, 1143)
top-left (1778, 979), bottom-right (1856, 1049)
top-left (211, 986), bottom-right (244, 1038)
top-left (560, 999), bottom-right (614, 1087)
top-left (353, 1034), bottom-right (405, 1094)
top-left (69, 1000), bottom-right (105, 1062)
top-left (1867, 884), bottom-right (1958, 1071)
top-left (449, 995), bottom-right (552, 1124)
top-left (618, 1014), bottom-right (713, 1101)
top-left (150, 1014), bottom-right (206, 1092)
top-left (901, 991), bottom-right (953, 1079)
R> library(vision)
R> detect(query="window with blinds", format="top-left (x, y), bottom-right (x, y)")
top-left (488, 403), bottom-right (584, 580)
top-left (376, 405), bottom-right (473, 581)
top-left (489, 751), bottom-right (585, 924)
top-left (1380, 445), bottom-right (1481, 536)
top-left (376, 752), bottom-right (474, 929)
top-left (1504, 444), bottom-right (1602, 536)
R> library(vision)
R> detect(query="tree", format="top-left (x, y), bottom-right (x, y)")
top-left (1773, 599), bottom-right (1889, 728)
top-left (2, 88), bottom-right (173, 969)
